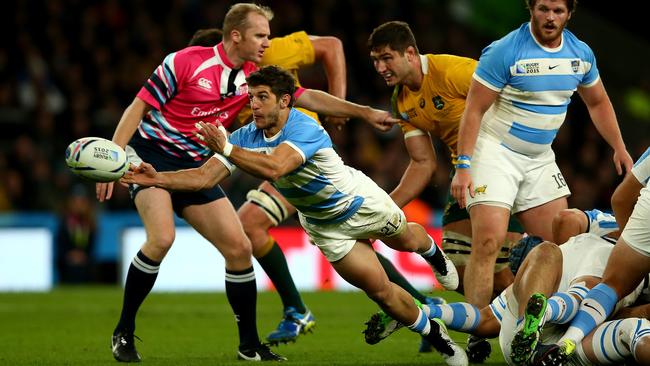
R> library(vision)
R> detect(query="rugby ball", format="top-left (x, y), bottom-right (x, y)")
top-left (65, 137), bottom-right (128, 182)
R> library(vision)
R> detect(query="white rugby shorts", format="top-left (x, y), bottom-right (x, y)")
top-left (299, 175), bottom-right (407, 262)
top-left (466, 136), bottom-right (570, 213)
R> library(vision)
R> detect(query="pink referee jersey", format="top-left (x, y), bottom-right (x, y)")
top-left (135, 42), bottom-right (257, 161)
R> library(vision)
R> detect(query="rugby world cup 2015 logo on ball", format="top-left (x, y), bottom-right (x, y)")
top-left (65, 137), bottom-right (129, 182)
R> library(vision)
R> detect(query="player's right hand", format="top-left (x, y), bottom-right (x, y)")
top-left (367, 109), bottom-right (399, 132)
top-left (451, 168), bottom-right (474, 209)
top-left (96, 182), bottom-right (113, 202)
top-left (120, 162), bottom-right (158, 187)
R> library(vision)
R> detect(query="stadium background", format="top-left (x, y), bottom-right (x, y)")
top-left (1, 0), bottom-right (650, 310)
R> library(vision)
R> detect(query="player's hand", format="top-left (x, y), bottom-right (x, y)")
top-left (120, 162), bottom-right (158, 187)
top-left (366, 109), bottom-right (399, 132)
top-left (195, 121), bottom-right (228, 154)
top-left (96, 182), bottom-right (114, 202)
top-left (451, 168), bottom-right (474, 209)
top-left (613, 148), bottom-right (633, 175)
top-left (324, 116), bottom-right (349, 131)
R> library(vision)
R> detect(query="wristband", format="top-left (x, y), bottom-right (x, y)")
top-left (222, 142), bottom-right (233, 157)
top-left (455, 154), bottom-right (471, 169)
top-left (216, 125), bottom-right (233, 157)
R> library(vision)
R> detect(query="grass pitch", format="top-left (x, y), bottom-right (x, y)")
top-left (0, 287), bottom-right (506, 365)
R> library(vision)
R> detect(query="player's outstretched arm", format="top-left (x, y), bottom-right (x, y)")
top-left (578, 80), bottom-right (633, 175)
top-left (295, 89), bottom-right (398, 131)
top-left (120, 158), bottom-right (230, 192)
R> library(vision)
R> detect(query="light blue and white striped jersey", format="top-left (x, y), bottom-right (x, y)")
top-left (632, 147), bottom-right (650, 187)
top-left (219, 109), bottom-right (365, 224)
top-left (474, 23), bottom-right (600, 156)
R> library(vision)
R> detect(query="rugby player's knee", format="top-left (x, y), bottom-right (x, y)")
top-left (472, 237), bottom-right (502, 257)
top-left (145, 229), bottom-right (175, 256)
top-left (528, 241), bottom-right (561, 261)
top-left (220, 236), bottom-right (253, 262)
top-left (365, 282), bottom-right (392, 304)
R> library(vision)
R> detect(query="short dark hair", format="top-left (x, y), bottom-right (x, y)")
top-left (223, 3), bottom-right (273, 41)
top-left (246, 65), bottom-right (296, 106)
top-left (367, 21), bottom-right (418, 54)
top-left (526, 0), bottom-right (577, 13)
top-left (188, 28), bottom-right (222, 47)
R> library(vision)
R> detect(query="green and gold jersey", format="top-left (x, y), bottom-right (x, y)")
top-left (393, 54), bottom-right (476, 159)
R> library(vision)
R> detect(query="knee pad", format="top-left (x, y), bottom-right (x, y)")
top-left (246, 189), bottom-right (290, 226)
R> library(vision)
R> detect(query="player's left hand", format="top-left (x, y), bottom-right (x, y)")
top-left (612, 148), bottom-right (633, 175)
top-left (196, 121), bottom-right (229, 154)
top-left (367, 109), bottom-right (399, 132)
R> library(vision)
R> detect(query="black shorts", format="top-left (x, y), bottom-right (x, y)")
top-left (127, 134), bottom-right (226, 217)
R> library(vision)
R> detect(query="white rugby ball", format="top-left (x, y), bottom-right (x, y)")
top-left (65, 137), bottom-right (129, 182)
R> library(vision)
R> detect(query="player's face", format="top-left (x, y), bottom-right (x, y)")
top-left (239, 13), bottom-right (271, 63)
top-left (249, 85), bottom-right (285, 131)
top-left (530, 0), bottom-right (571, 48)
top-left (370, 46), bottom-right (410, 86)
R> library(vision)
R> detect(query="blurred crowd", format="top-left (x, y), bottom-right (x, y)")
top-left (1, 0), bottom-right (649, 221)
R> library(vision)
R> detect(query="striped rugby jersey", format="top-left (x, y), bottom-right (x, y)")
top-left (136, 42), bottom-right (257, 161)
top-left (474, 22), bottom-right (599, 156)
top-left (216, 109), bottom-right (366, 224)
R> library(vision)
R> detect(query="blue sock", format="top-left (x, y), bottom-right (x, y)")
top-left (546, 282), bottom-right (588, 324)
top-left (420, 236), bottom-right (437, 257)
top-left (561, 283), bottom-right (618, 343)
top-left (426, 302), bottom-right (480, 332)
top-left (407, 308), bottom-right (431, 335)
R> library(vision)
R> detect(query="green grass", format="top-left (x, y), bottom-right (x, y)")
top-left (0, 287), bottom-right (506, 365)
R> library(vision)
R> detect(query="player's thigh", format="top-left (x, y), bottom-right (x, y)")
top-left (133, 187), bottom-right (176, 258)
top-left (238, 181), bottom-right (296, 230)
top-left (330, 241), bottom-right (390, 294)
top-left (467, 137), bottom-right (523, 209)
top-left (517, 197), bottom-right (568, 240)
top-left (182, 197), bottom-right (252, 262)
top-left (513, 155), bottom-right (570, 217)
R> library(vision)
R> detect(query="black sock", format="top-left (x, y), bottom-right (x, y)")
top-left (225, 266), bottom-right (260, 350)
top-left (257, 242), bottom-right (306, 313)
top-left (114, 250), bottom-right (160, 334)
top-left (375, 252), bottom-right (427, 303)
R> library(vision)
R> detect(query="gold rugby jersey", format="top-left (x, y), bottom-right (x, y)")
top-left (393, 54), bottom-right (476, 159)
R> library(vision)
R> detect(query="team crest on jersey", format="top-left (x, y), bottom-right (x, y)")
top-left (419, 98), bottom-right (425, 108)
top-left (432, 96), bottom-right (445, 110)
top-left (571, 60), bottom-right (580, 73)
top-left (198, 78), bottom-right (213, 90)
